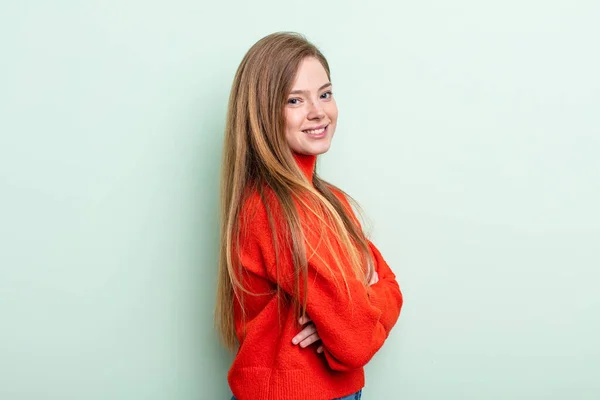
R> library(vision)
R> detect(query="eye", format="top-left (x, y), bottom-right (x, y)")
top-left (321, 91), bottom-right (333, 99)
top-left (287, 97), bottom-right (301, 105)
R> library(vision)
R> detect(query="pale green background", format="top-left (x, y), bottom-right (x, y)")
top-left (1, 1), bottom-right (599, 399)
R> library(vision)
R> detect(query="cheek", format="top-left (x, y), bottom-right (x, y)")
top-left (326, 102), bottom-right (338, 122)
top-left (285, 110), bottom-right (304, 132)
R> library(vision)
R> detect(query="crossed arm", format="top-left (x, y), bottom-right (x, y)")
top-left (240, 190), bottom-right (403, 371)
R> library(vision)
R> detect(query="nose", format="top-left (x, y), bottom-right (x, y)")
top-left (307, 99), bottom-right (325, 120)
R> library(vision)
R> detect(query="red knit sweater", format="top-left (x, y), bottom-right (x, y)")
top-left (228, 153), bottom-right (403, 400)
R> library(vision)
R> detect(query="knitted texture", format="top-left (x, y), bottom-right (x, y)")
top-left (228, 153), bottom-right (403, 400)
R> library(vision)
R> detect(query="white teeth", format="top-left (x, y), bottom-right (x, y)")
top-left (304, 127), bottom-right (325, 134)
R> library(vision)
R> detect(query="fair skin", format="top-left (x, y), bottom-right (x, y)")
top-left (284, 56), bottom-right (337, 156)
top-left (286, 56), bottom-right (380, 352)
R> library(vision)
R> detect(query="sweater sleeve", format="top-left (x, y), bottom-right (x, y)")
top-left (325, 190), bottom-right (403, 369)
top-left (365, 240), bottom-right (403, 337)
top-left (313, 236), bottom-right (403, 372)
top-left (239, 192), bottom-right (403, 371)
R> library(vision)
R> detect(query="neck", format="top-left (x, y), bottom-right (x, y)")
top-left (292, 152), bottom-right (317, 182)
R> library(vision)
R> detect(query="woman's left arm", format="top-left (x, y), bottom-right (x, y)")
top-left (332, 187), bottom-right (403, 335)
top-left (293, 189), bottom-right (403, 355)
top-left (364, 239), bottom-right (403, 336)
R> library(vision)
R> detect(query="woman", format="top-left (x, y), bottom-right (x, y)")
top-left (215, 31), bottom-right (403, 400)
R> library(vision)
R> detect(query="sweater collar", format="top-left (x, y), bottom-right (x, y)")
top-left (292, 152), bottom-right (317, 181)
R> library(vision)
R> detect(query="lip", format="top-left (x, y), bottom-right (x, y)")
top-left (302, 124), bottom-right (329, 139)
top-left (302, 123), bottom-right (328, 132)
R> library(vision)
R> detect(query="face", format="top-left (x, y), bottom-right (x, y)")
top-left (284, 57), bottom-right (338, 156)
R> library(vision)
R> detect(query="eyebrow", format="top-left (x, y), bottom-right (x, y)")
top-left (289, 82), bottom-right (332, 95)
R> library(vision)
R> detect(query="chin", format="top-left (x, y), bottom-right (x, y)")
top-left (305, 144), bottom-right (331, 156)
top-left (305, 138), bottom-right (332, 155)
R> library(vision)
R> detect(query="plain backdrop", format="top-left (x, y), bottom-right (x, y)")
top-left (1, 1), bottom-right (598, 399)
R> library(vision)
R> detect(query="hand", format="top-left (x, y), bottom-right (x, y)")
top-left (369, 270), bottom-right (379, 286)
top-left (292, 315), bottom-right (324, 354)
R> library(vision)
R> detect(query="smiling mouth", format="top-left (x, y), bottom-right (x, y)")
top-left (302, 124), bottom-right (328, 134)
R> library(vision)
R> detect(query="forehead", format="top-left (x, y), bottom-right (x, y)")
top-left (291, 57), bottom-right (329, 90)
